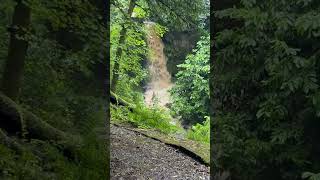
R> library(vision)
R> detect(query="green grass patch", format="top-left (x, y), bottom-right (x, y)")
top-left (111, 102), bottom-right (179, 134)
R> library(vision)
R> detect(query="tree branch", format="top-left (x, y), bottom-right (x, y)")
top-left (150, 0), bottom-right (199, 28)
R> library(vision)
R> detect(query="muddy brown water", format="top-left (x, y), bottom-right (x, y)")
top-left (143, 22), bottom-right (173, 108)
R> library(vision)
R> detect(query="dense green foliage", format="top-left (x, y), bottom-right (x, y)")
top-left (110, 0), bottom-right (148, 99)
top-left (187, 116), bottom-right (210, 144)
top-left (170, 35), bottom-right (210, 126)
top-left (0, 0), bottom-right (108, 178)
top-left (143, 0), bottom-right (208, 31)
top-left (213, 0), bottom-right (320, 179)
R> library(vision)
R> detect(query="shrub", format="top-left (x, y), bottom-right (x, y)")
top-left (187, 116), bottom-right (210, 144)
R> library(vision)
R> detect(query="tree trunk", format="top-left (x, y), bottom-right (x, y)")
top-left (1, 1), bottom-right (31, 101)
top-left (101, 0), bottom-right (111, 177)
top-left (110, 0), bottom-right (136, 92)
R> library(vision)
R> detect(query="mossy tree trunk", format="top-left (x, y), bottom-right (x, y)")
top-left (0, 92), bottom-right (82, 158)
top-left (1, 0), bottom-right (31, 101)
top-left (110, 0), bottom-right (136, 92)
top-left (90, 0), bottom-right (111, 176)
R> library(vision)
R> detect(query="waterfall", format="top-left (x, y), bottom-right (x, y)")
top-left (144, 22), bottom-right (173, 108)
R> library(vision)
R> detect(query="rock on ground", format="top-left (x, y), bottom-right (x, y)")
top-left (110, 124), bottom-right (210, 180)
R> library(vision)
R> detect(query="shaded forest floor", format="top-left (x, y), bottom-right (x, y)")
top-left (110, 124), bottom-right (209, 179)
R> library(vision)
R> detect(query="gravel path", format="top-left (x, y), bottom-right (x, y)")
top-left (110, 124), bottom-right (210, 180)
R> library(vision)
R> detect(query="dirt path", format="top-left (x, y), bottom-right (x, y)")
top-left (110, 124), bottom-right (210, 180)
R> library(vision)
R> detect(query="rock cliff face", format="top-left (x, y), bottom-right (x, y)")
top-left (163, 30), bottom-right (200, 81)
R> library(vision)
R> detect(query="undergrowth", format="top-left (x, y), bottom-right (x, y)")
top-left (186, 116), bottom-right (210, 144)
top-left (111, 93), bottom-right (210, 146)
top-left (0, 130), bottom-right (107, 180)
top-left (0, 141), bottom-right (77, 179)
top-left (1, 137), bottom-right (107, 179)
top-left (111, 102), bottom-right (179, 134)
top-left (0, 99), bottom-right (108, 180)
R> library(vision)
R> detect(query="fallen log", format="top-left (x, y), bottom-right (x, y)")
top-left (110, 91), bottom-right (135, 111)
top-left (0, 92), bottom-right (24, 135)
top-left (0, 92), bottom-right (82, 158)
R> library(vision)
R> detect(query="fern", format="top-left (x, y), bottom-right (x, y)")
top-left (302, 172), bottom-right (320, 180)
top-left (187, 116), bottom-right (210, 143)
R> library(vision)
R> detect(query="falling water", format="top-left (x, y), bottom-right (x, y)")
top-left (144, 22), bottom-right (173, 108)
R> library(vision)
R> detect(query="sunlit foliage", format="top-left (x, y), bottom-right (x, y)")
top-left (170, 35), bottom-right (210, 126)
